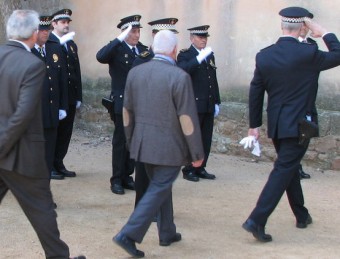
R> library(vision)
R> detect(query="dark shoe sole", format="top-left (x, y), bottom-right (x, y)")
top-left (296, 215), bottom-right (313, 228)
top-left (113, 234), bottom-right (144, 258)
top-left (183, 175), bottom-right (199, 182)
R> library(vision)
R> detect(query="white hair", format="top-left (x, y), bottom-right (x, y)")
top-left (152, 30), bottom-right (177, 55)
top-left (6, 10), bottom-right (39, 40)
top-left (281, 21), bottom-right (303, 32)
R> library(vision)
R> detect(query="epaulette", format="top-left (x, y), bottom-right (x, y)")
top-left (180, 48), bottom-right (189, 53)
top-left (137, 41), bottom-right (148, 48)
top-left (307, 37), bottom-right (317, 44)
top-left (139, 51), bottom-right (151, 58)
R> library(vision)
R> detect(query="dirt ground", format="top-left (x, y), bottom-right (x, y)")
top-left (1, 130), bottom-right (340, 259)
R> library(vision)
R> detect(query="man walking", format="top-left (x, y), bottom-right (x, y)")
top-left (242, 7), bottom-right (340, 242)
top-left (113, 30), bottom-right (204, 257)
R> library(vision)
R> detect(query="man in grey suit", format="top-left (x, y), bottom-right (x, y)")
top-left (0, 10), bottom-right (85, 259)
top-left (113, 30), bottom-right (204, 258)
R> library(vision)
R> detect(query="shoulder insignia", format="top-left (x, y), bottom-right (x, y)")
top-left (140, 51), bottom-right (150, 58)
top-left (180, 48), bottom-right (189, 53)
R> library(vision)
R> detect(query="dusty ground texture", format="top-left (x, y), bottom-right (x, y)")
top-left (1, 130), bottom-right (340, 259)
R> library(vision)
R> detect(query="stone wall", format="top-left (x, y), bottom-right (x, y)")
top-left (75, 79), bottom-right (340, 171)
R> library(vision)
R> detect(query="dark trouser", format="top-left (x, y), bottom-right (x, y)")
top-left (183, 112), bottom-right (214, 172)
top-left (44, 127), bottom-right (58, 175)
top-left (0, 169), bottom-right (69, 259)
top-left (121, 164), bottom-right (180, 243)
top-left (134, 162), bottom-right (149, 207)
top-left (54, 104), bottom-right (76, 171)
top-left (110, 114), bottom-right (134, 185)
top-left (248, 137), bottom-right (309, 226)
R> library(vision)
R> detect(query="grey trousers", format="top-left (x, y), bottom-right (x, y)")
top-left (121, 164), bottom-right (180, 243)
top-left (0, 169), bottom-right (70, 259)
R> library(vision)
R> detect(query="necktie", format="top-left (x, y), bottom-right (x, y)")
top-left (132, 47), bottom-right (137, 57)
top-left (38, 46), bottom-right (45, 57)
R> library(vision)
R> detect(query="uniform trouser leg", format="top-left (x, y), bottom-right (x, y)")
top-left (248, 137), bottom-right (309, 226)
top-left (44, 127), bottom-right (58, 174)
top-left (54, 105), bottom-right (76, 170)
top-left (121, 164), bottom-right (180, 243)
top-left (110, 114), bottom-right (134, 185)
top-left (134, 162), bottom-right (149, 207)
top-left (0, 169), bottom-right (69, 259)
top-left (198, 112), bottom-right (214, 169)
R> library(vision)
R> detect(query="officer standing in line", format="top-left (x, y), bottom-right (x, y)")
top-left (31, 15), bottom-right (68, 180)
top-left (49, 9), bottom-right (83, 179)
top-left (96, 15), bottom-right (148, 195)
top-left (177, 25), bottom-right (220, 182)
top-left (132, 18), bottom-right (179, 207)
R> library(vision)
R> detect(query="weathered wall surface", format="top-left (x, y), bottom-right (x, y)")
top-left (1, 0), bottom-right (339, 170)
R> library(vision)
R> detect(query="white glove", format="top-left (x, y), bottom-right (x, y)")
top-left (59, 31), bottom-right (75, 45)
top-left (76, 101), bottom-right (81, 109)
top-left (239, 136), bottom-right (256, 149)
top-left (196, 46), bottom-right (212, 64)
top-left (117, 24), bottom-right (132, 42)
top-left (239, 136), bottom-right (261, 157)
top-left (59, 110), bottom-right (67, 120)
top-left (214, 104), bottom-right (219, 117)
top-left (252, 141), bottom-right (261, 157)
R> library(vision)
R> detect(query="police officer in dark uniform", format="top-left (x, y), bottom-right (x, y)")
top-left (132, 18), bottom-right (179, 207)
top-left (96, 15), bottom-right (148, 195)
top-left (31, 15), bottom-right (68, 180)
top-left (242, 7), bottom-right (340, 242)
top-left (177, 25), bottom-right (220, 182)
top-left (50, 9), bottom-right (83, 179)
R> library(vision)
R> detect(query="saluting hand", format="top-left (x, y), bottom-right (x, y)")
top-left (117, 24), bottom-right (132, 42)
top-left (305, 19), bottom-right (327, 38)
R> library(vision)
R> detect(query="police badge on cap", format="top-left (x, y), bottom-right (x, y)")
top-left (39, 15), bottom-right (52, 30)
top-left (148, 18), bottom-right (179, 33)
top-left (117, 15), bottom-right (142, 30)
top-left (51, 9), bottom-right (72, 22)
top-left (188, 25), bottom-right (210, 37)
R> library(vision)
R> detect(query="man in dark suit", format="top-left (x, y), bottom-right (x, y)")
top-left (113, 30), bottom-right (204, 258)
top-left (50, 9), bottom-right (83, 178)
top-left (0, 9), bottom-right (85, 259)
top-left (132, 17), bottom-right (179, 208)
top-left (31, 15), bottom-right (68, 180)
top-left (177, 25), bottom-right (221, 182)
top-left (96, 15), bottom-right (148, 195)
top-left (242, 7), bottom-right (340, 242)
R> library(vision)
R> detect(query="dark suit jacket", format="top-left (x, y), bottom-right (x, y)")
top-left (249, 34), bottom-right (340, 139)
top-left (177, 45), bottom-right (220, 113)
top-left (31, 39), bottom-right (68, 129)
top-left (123, 58), bottom-right (204, 166)
top-left (49, 33), bottom-right (82, 107)
top-left (96, 38), bottom-right (148, 114)
top-left (0, 41), bottom-right (48, 178)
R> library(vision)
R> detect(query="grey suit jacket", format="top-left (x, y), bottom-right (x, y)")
top-left (123, 58), bottom-right (204, 166)
top-left (0, 41), bottom-right (48, 178)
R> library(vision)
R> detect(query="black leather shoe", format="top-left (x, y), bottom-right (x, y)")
top-left (242, 218), bottom-right (272, 242)
top-left (58, 168), bottom-right (76, 177)
top-left (70, 256), bottom-right (86, 259)
top-left (122, 181), bottom-right (135, 190)
top-left (183, 171), bottom-right (199, 182)
top-left (111, 184), bottom-right (125, 195)
top-left (159, 232), bottom-right (182, 246)
top-left (51, 170), bottom-right (64, 180)
top-left (113, 232), bottom-right (145, 258)
top-left (196, 169), bottom-right (216, 180)
top-left (299, 169), bottom-right (311, 179)
top-left (296, 214), bottom-right (313, 228)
